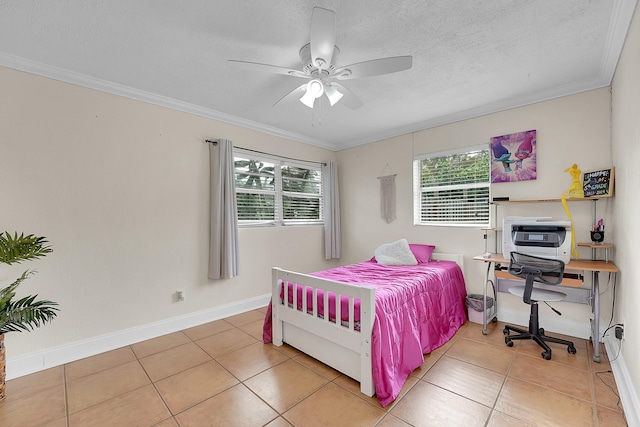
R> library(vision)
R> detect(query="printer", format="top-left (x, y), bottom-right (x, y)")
top-left (502, 217), bottom-right (572, 263)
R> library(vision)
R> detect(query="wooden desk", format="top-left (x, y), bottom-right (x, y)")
top-left (473, 253), bottom-right (618, 362)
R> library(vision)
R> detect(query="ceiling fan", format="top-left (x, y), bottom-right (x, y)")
top-left (228, 7), bottom-right (413, 110)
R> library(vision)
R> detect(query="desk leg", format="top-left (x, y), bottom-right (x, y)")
top-left (483, 262), bottom-right (491, 335)
top-left (591, 270), bottom-right (601, 363)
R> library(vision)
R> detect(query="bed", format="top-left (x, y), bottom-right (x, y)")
top-left (262, 245), bottom-right (467, 407)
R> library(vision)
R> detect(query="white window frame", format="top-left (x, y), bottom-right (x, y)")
top-left (234, 153), bottom-right (323, 227)
top-left (413, 145), bottom-right (490, 227)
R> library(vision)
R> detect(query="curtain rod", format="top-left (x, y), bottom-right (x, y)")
top-left (205, 140), bottom-right (326, 166)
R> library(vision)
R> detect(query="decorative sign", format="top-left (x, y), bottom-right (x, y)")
top-left (582, 167), bottom-right (614, 198)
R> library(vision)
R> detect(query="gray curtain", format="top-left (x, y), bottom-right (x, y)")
top-left (322, 161), bottom-right (341, 259)
top-left (208, 139), bottom-right (239, 279)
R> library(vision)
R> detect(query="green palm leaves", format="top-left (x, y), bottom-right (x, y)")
top-left (0, 232), bottom-right (52, 265)
top-left (0, 232), bottom-right (58, 335)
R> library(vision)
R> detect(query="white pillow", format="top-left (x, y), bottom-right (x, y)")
top-left (374, 239), bottom-right (418, 266)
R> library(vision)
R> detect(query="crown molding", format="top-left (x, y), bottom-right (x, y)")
top-left (2, 0), bottom-right (632, 153)
top-left (338, 75), bottom-right (611, 150)
top-left (338, 0), bottom-right (636, 150)
top-left (0, 53), bottom-right (339, 151)
top-left (600, 0), bottom-right (639, 81)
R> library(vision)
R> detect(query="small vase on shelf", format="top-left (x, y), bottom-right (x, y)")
top-left (590, 231), bottom-right (604, 243)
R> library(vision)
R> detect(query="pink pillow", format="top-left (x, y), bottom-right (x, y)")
top-left (409, 244), bottom-right (436, 264)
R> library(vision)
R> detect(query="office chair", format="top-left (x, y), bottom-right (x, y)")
top-left (503, 251), bottom-right (577, 360)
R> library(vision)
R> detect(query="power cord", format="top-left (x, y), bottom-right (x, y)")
top-left (543, 301), bottom-right (562, 316)
top-left (604, 273), bottom-right (617, 330)
top-left (594, 369), bottom-right (627, 424)
top-left (602, 323), bottom-right (624, 340)
top-left (594, 326), bottom-right (627, 424)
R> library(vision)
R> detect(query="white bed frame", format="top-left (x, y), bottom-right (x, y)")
top-left (270, 253), bottom-right (464, 397)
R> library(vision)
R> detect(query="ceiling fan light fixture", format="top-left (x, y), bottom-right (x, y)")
top-left (308, 79), bottom-right (324, 97)
top-left (299, 92), bottom-right (316, 108)
top-left (229, 7), bottom-right (412, 112)
top-left (300, 78), bottom-right (324, 108)
top-left (325, 85), bottom-right (343, 106)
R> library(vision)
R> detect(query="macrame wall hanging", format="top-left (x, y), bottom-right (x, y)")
top-left (378, 164), bottom-right (397, 223)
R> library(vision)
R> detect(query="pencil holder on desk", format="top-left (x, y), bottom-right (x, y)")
top-left (590, 231), bottom-right (604, 243)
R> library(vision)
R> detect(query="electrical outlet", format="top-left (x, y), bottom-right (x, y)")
top-left (176, 289), bottom-right (185, 302)
top-left (615, 325), bottom-right (624, 340)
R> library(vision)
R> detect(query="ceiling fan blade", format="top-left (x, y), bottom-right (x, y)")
top-left (272, 83), bottom-right (307, 107)
top-left (310, 7), bottom-right (336, 70)
top-left (228, 60), bottom-right (308, 78)
top-left (333, 56), bottom-right (413, 80)
top-left (331, 83), bottom-right (364, 109)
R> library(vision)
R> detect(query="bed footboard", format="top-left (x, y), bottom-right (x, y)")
top-left (271, 267), bottom-right (376, 397)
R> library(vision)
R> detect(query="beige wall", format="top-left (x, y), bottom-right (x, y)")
top-left (2, 8), bottom-right (638, 408)
top-left (611, 0), bottom-right (640, 412)
top-left (338, 87), bottom-right (613, 334)
top-left (0, 66), bottom-right (337, 359)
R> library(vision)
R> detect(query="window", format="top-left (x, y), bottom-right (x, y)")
top-left (413, 145), bottom-right (490, 226)
top-left (234, 154), bottom-right (323, 226)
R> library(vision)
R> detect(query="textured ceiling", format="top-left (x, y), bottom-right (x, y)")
top-left (0, 1), bottom-right (637, 150)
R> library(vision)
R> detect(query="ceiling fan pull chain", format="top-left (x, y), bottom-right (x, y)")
top-left (311, 102), bottom-right (317, 127)
top-left (310, 97), bottom-right (322, 127)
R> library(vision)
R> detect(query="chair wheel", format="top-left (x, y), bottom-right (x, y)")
top-left (542, 351), bottom-right (551, 360)
top-left (505, 338), bottom-right (514, 347)
top-left (503, 328), bottom-right (509, 335)
top-left (538, 328), bottom-right (545, 335)
top-left (492, 317), bottom-right (498, 323)
top-left (568, 345), bottom-right (577, 354)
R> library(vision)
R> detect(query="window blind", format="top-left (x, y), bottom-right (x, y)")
top-left (234, 155), bottom-right (323, 226)
top-left (413, 146), bottom-right (490, 226)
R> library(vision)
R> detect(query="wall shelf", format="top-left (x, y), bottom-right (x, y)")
top-left (485, 197), bottom-right (609, 260)
top-left (490, 197), bottom-right (600, 204)
top-left (577, 243), bottom-right (613, 249)
top-left (577, 242), bottom-right (613, 263)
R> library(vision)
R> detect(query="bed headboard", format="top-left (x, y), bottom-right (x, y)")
top-left (431, 253), bottom-right (464, 270)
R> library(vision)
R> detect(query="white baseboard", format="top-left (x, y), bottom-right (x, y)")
top-left (497, 307), bottom-right (592, 340)
top-left (6, 294), bottom-right (271, 380)
top-left (604, 336), bottom-right (639, 427)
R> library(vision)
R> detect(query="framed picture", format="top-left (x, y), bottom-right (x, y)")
top-left (582, 167), bottom-right (614, 198)
top-left (490, 129), bottom-right (537, 183)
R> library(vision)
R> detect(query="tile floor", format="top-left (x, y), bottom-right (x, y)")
top-left (0, 308), bottom-right (628, 426)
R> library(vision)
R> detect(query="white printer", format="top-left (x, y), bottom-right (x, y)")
top-left (502, 217), bottom-right (572, 263)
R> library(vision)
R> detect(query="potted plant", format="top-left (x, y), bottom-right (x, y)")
top-left (0, 232), bottom-right (59, 401)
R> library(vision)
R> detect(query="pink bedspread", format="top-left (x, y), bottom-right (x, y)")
top-left (263, 260), bottom-right (467, 406)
